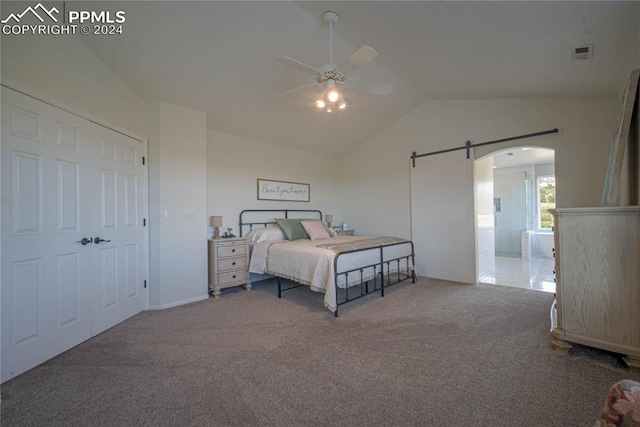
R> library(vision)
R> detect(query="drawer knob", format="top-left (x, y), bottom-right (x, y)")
top-left (232, 275), bottom-right (236, 279)
top-left (232, 249), bottom-right (236, 253)
top-left (232, 262), bottom-right (236, 266)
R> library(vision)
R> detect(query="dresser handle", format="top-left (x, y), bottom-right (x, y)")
top-left (232, 275), bottom-right (236, 279)
top-left (232, 249), bottom-right (236, 253)
top-left (232, 262), bottom-right (236, 266)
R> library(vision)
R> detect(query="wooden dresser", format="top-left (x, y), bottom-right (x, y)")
top-left (208, 237), bottom-right (251, 298)
top-left (551, 207), bottom-right (640, 371)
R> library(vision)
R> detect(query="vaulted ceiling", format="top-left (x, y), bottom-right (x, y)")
top-left (80, 1), bottom-right (640, 157)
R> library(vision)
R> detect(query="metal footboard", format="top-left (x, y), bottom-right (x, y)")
top-left (333, 240), bottom-right (416, 317)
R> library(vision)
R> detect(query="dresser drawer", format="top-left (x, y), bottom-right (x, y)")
top-left (218, 257), bottom-right (247, 271)
top-left (218, 270), bottom-right (247, 285)
top-left (217, 244), bottom-right (247, 258)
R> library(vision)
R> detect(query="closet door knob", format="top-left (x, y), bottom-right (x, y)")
top-left (76, 237), bottom-right (93, 245)
top-left (94, 237), bottom-right (112, 244)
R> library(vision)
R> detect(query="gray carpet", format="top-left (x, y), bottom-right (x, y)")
top-left (2, 278), bottom-right (639, 426)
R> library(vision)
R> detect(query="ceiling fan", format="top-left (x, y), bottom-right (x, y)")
top-left (276, 10), bottom-right (393, 113)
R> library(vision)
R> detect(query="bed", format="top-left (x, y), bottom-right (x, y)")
top-left (240, 209), bottom-right (415, 316)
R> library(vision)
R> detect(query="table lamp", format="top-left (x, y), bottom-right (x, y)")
top-left (325, 214), bottom-right (333, 228)
top-left (212, 215), bottom-right (223, 239)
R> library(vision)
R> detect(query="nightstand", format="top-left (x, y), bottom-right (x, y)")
top-left (335, 229), bottom-right (354, 236)
top-left (208, 237), bottom-right (251, 298)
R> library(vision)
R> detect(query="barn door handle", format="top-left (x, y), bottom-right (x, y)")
top-left (94, 237), bottom-right (111, 244)
top-left (76, 237), bottom-right (93, 245)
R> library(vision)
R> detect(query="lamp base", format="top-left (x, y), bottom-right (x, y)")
top-left (213, 226), bottom-right (221, 239)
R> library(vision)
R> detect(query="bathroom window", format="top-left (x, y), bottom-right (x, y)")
top-left (538, 176), bottom-right (555, 229)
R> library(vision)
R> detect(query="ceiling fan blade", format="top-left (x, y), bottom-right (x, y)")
top-left (275, 57), bottom-right (321, 76)
top-left (276, 82), bottom-right (319, 98)
top-left (334, 46), bottom-right (378, 74)
top-left (348, 79), bottom-right (393, 96)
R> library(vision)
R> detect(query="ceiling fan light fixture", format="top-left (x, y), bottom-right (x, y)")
top-left (337, 93), bottom-right (346, 109)
top-left (327, 89), bottom-right (340, 103)
top-left (325, 79), bottom-right (340, 103)
top-left (275, 10), bottom-right (392, 111)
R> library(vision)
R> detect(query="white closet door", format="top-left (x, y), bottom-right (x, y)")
top-left (410, 150), bottom-right (476, 284)
top-left (1, 87), bottom-right (147, 382)
top-left (90, 124), bottom-right (146, 333)
top-left (1, 88), bottom-right (93, 380)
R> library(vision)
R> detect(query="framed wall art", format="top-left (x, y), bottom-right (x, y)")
top-left (257, 179), bottom-right (310, 202)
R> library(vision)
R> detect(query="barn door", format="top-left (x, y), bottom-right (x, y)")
top-left (1, 87), bottom-right (147, 382)
top-left (410, 150), bottom-right (476, 284)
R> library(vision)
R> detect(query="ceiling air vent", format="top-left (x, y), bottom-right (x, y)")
top-left (572, 44), bottom-right (594, 61)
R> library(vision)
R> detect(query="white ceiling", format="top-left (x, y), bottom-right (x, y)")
top-left (492, 147), bottom-right (555, 169)
top-left (79, 1), bottom-right (640, 158)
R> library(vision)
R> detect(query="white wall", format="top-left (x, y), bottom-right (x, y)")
top-left (148, 102), bottom-right (208, 309)
top-left (621, 26), bottom-right (640, 93)
top-left (338, 98), bottom-right (617, 239)
top-left (617, 26), bottom-right (640, 206)
top-left (475, 155), bottom-right (494, 277)
top-left (207, 130), bottom-right (340, 236)
top-left (1, 34), bottom-right (147, 138)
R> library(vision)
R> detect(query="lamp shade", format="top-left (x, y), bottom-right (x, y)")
top-left (211, 216), bottom-right (223, 227)
top-left (325, 214), bottom-right (333, 224)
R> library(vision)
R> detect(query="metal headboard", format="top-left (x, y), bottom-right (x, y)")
top-left (238, 209), bottom-right (322, 237)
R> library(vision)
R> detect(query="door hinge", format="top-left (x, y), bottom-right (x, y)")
top-left (142, 156), bottom-right (145, 165)
top-left (143, 218), bottom-right (146, 226)
top-left (144, 280), bottom-right (147, 289)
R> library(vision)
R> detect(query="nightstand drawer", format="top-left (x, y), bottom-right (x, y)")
top-left (218, 257), bottom-right (247, 271)
top-left (217, 244), bottom-right (247, 258)
top-left (218, 270), bottom-right (247, 285)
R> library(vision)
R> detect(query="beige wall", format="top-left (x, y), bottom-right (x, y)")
top-left (2, 33), bottom-right (211, 309)
top-left (148, 102), bottom-right (208, 309)
top-left (207, 130), bottom-right (340, 236)
top-left (1, 33), bottom-right (147, 138)
top-left (338, 97), bottom-right (617, 238)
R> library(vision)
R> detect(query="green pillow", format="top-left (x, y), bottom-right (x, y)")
top-left (275, 218), bottom-right (309, 240)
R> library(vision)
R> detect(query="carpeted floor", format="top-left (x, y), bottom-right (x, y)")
top-left (1, 277), bottom-right (638, 426)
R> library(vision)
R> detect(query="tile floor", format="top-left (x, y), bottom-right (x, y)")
top-left (478, 255), bottom-right (556, 293)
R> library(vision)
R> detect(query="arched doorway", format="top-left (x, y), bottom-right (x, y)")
top-left (475, 146), bottom-right (556, 292)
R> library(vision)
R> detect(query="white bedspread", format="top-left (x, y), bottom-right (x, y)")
top-left (249, 236), bottom-right (413, 311)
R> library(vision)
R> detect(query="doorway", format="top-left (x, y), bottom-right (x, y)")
top-left (476, 147), bottom-right (556, 292)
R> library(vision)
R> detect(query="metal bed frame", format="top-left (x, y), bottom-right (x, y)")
top-left (239, 209), bottom-right (416, 316)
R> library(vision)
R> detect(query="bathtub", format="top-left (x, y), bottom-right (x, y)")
top-left (536, 231), bottom-right (554, 258)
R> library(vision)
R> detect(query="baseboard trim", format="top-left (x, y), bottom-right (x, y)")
top-left (148, 294), bottom-right (209, 310)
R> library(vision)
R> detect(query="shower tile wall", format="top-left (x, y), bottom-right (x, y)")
top-left (494, 165), bottom-right (535, 257)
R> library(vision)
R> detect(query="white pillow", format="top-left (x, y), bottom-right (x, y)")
top-left (245, 227), bottom-right (286, 243)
